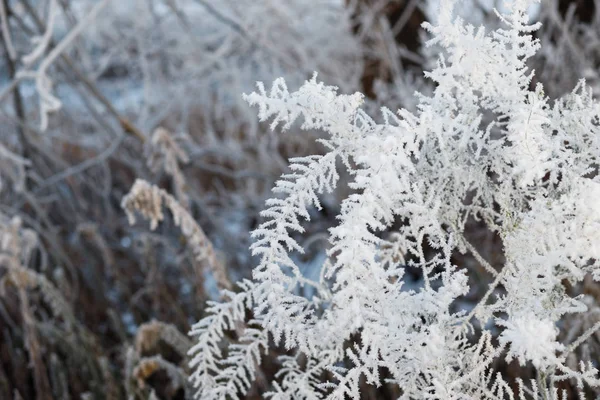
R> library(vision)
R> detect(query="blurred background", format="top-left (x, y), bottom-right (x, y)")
top-left (0, 0), bottom-right (599, 398)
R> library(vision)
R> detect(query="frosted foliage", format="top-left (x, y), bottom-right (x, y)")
top-left (187, 0), bottom-right (600, 398)
top-left (498, 313), bottom-right (563, 368)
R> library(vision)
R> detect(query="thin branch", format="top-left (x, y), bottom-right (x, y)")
top-left (0, 0), bottom-right (15, 60)
top-left (0, 0), bottom-right (28, 158)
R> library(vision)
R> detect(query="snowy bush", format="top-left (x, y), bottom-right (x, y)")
top-left (182, 0), bottom-right (600, 398)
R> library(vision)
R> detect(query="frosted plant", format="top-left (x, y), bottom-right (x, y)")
top-left (185, 0), bottom-right (600, 398)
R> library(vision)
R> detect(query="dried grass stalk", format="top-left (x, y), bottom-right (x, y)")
top-left (135, 320), bottom-right (192, 358)
top-left (122, 179), bottom-right (232, 292)
top-left (147, 127), bottom-right (190, 208)
top-left (3, 266), bottom-right (75, 330)
top-left (18, 286), bottom-right (52, 400)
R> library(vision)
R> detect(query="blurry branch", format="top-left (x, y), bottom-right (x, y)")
top-left (164, 0), bottom-right (193, 34)
top-left (21, 0), bottom-right (58, 66)
top-left (6, 0), bottom-right (146, 142)
top-left (191, 162), bottom-right (269, 181)
top-left (0, 0), bottom-right (27, 157)
top-left (0, 143), bottom-right (30, 193)
top-left (391, 0), bottom-right (419, 37)
top-left (547, 3), bottom-right (586, 66)
top-left (0, 0), bottom-right (15, 60)
top-left (17, 0), bottom-right (111, 130)
top-left (194, 0), bottom-right (306, 74)
top-left (35, 134), bottom-right (125, 191)
top-left (75, 223), bottom-right (114, 277)
top-left (194, 0), bottom-right (248, 38)
top-left (55, 0), bottom-right (93, 64)
top-left (0, 76), bottom-right (24, 105)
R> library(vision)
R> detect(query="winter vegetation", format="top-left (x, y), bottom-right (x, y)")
top-left (2, 0), bottom-right (600, 399)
